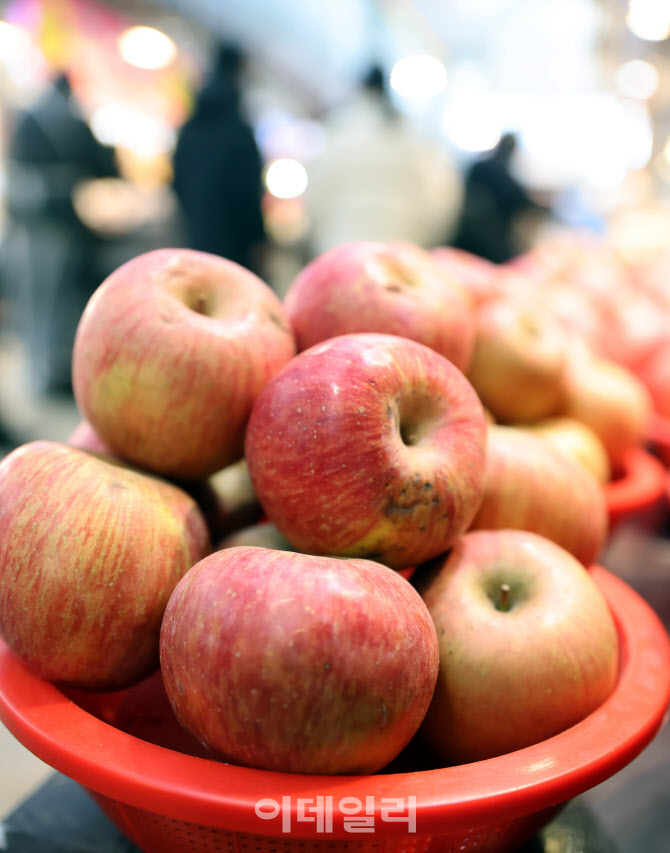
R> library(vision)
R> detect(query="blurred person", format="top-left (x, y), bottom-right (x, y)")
top-left (451, 132), bottom-right (550, 264)
top-left (172, 42), bottom-right (268, 276)
top-left (3, 70), bottom-right (118, 397)
top-left (303, 64), bottom-right (462, 259)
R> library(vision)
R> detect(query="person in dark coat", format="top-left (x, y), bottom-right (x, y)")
top-left (4, 70), bottom-right (118, 396)
top-left (451, 132), bottom-right (548, 264)
top-left (172, 44), bottom-right (267, 275)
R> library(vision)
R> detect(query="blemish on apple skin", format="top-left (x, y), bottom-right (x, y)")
top-left (323, 663), bottom-right (331, 672)
top-left (267, 310), bottom-right (290, 333)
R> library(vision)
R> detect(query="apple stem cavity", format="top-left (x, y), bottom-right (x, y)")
top-left (193, 292), bottom-right (208, 315)
top-left (497, 582), bottom-right (512, 613)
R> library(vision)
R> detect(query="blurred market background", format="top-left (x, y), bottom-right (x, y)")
top-left (1, 0), bottom-right (670, 458)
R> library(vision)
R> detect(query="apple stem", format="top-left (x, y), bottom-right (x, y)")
top-left (497, 583), bottom-right (511, 612)
top-left (194, 293), bottom-right (208, 315)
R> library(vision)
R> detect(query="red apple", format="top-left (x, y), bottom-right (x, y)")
top-left (469, 425), bottom-right (608, 566)
top-left (466, 297), bottom-right (568, 424)
top-left (67, 419), bottom-right (117, 458)
top-left (244, 333), bottom-right (488, 570)
top-left (284, 240), bottom-right (476, 372)
top-left (633, 335), bottom-right (670, 420)
top-left (67, 421), bottom-right (263, 544)
top-left (523, 416), bottom-right (611, 485)
top-left (413, 528), bottom-right (619, 765)
top-left (431, 245), bottom-right (501, 307)
top-left (0, 441), bottom-right (210, 690)
top-left (159, 546), bottom-right (439, 774)
top-left (562, 348), bottom-right (653, 473)
top-left (72, 248), bottom-right (296, 481)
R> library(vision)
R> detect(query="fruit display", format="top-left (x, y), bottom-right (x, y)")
top-left (0, 239), bottom-right (668, 847)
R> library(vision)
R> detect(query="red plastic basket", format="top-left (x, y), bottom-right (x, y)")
top-left (647, 411), bottom-right (670, 467)
top-left (1, 566), bottom-right (669, 853)
top-left (604, 447), bottom-right (668, 534)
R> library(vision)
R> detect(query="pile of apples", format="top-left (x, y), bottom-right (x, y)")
top-left (0, 242), bottom-right (626, 777)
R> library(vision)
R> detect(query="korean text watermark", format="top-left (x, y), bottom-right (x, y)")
top-left (254, 795), bottom-right (416, 834)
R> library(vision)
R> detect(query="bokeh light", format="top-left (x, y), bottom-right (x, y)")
top-left (264, 158), bottom-right (308, 199)
top-left (389, 54), bottom-right (447, 99)
top-left (117, 26), bottom-right (177, 71)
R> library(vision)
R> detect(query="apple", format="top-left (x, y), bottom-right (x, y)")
top-left (469, 425), bottom-right (608, 567)
top-left (633, 335), bottom-right (670, 420)
top-left (465, 296), bottom-right (568, 424)
top-left (67, 419), bottom-right (117, 458)
top-left (0, 441), bottom-right (210, 690)
top-left (412, 528), bottom-right (619, 765)
top-left (67, 421), bottom-right (263, 544)
top-left (283, 240), bottom-right (476, 372)
top-left (244, 333), bottom-right (488, 570)
top-left (160, 546), bottom-right (439, 774)
top-left (561, 348), bottom-right (653, 473)
top-left (181, 459), bottom-right (263, 545)
top-left (72, 248), bottom-right (296, 481)
top-left (217, 520), bottom-right (294, 552)
top-left (431, 245), bottom-right (501, 307)
top-left (523, 416), bottom-right (611, 485)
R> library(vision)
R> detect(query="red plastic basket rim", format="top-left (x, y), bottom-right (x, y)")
top-left (0, 566), bottom-right (669, 840)
top-left (603, 446), bottom-right (667, 515)
top-left (646, 411), bottom-right (670, 448)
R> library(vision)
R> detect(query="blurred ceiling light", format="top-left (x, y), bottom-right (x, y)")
top-left (389, 54), bottom-right (447, 99)
top-left (90, 103), bottom-right (175, 157)
top-left (264, 158), bottom-right (308, 199)
top-left (626, 0), bottom-right (670, 41)
top-left (522, 94), bottom-right (652, 191)
top-left (0, 20), bottom-right (30, 61)
top-left (117, 25), bottom-right (177, 70)
top-left (615, 59), bottom-right (659, 98)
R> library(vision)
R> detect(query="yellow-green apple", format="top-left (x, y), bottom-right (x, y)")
top-left (523, 416), bottom-right (611, 485)
top-left (180, 459), bottom-right (263, 545)
top-left (283, 240), bottom-right (476, 372)
top-left (413, 529), bottom-right (619, 765)
top-left (72, 248), bottom-right (296, 481)
top-left (244, 333), bottom-right (488, 570)
top-left (160, 546), bottom-right (439, 774)
top-left (469, 425), bottom-right (608, 566)
top-left (0, 441), bottom-right (210, 690)
top-left (561, 347), bottom-right (653, 473)
top-left (466, 297), bottom-right (568, 424)
top-left (217, 520), bottom-right (294, 552)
